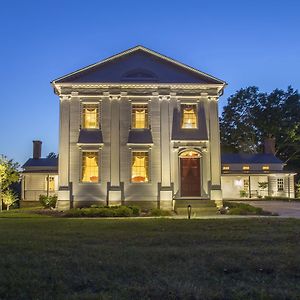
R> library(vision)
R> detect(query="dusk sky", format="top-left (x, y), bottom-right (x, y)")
top-left (1, 0), bottom-right (299, 165)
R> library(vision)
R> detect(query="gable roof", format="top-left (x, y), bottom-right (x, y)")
top-left (22, 158), bottom-right (58, 173)
top-left (52, 45), bottom-right (226, 85)
top-left (221, 153), bottom-right (283, 164)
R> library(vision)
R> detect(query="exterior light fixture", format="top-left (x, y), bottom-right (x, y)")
top-left (187, 205), bottom-right (192, 219)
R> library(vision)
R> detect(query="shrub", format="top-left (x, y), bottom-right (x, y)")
top-left (64, 205), bottom-right (137, 218)
top-left (127, 206), bottom-right (140, 216)
top-left (224, 201), bottom-right (273, 216)
top-left (264, 196), bottom-right (300, 202)
top-left (39, 195), bottom-right (57, 208)
top-left (149, 208), bottom-right (172, 217)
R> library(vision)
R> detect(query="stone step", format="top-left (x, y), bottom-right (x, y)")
top-left (175, 207), bottom-right (218, 216)
top-left (174, 200), bottom-right (216, 208)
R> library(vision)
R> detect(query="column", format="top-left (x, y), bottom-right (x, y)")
top-left (108, 95), bottom-right (122, 205)
top-left (209, 97), bottom-right (223, 207)
top-left (57, 95), bottom-right (71, 210)
top-left (159, 96), bottom-right (173, 209)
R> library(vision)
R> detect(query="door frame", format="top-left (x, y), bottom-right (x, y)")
top-left (178, 149), bottom-right (202, 197)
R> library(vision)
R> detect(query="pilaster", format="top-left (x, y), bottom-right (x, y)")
top-left (108, 95), bottom-right (122, 205)
top-left (159, 95), bottom-right (173, 209)
top-left (208, 96), bottom-right (223, 205)
top-left (57, 95), bottom-right (71, 210)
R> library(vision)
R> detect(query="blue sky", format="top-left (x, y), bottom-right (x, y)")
top-left (0, 0), bottom-right (299, 164)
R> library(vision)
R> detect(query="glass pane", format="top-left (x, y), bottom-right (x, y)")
top-left (132, 104), bottom-right (148, 129)
top-left (83, 104), bottom-right (99, 129)
top-left (82, 152), bottom-right (99, 182)
top-left (131, 152), bottom-right (149, 182)
top-left (49, 177), bottom-right (55, 191)
top-left (181, 104), bottom-right (197, 128)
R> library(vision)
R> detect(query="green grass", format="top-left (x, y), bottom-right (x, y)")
top-left (0, 218), bottom-right (300, 299)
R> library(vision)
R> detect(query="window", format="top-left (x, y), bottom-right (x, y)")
top-left (181, 104), bottom-right (197, 128)
top-left (82, 152), bottom-right (99, 182)
top-left (82, 104), bottom-right (99, 129)
top-left (45, 176), bottom-right (55, 191)
top-left (262, 165), bottom-right (270, 170)
top-left (243, 165), bottom-right (250, 170)
top-left (131, 152), bottom-right (149, 183)
top-left (277, 178), bottom-right (284, 191)
top-left (48, 176), bottom-right (55, 191)
top-left (132, 104), bottom-right (148, 129)
top-left (243, 179), bottom-right (249, 191)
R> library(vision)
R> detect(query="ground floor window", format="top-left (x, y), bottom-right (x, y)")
top-left (82, 152), bottom-right (99, 182)
top-left (131, 151), bottom-right (149, 183)
top-left (48, 176), bottom-right (55, 191)
top-left (277, 178), bottom-right (284, 191)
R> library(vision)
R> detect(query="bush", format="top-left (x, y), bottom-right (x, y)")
top-left (39, 195), bottom-right (57, 208)
top-left (64, 205), bottom-right (138, 218)
top-left (224, 201), bottom-right (273, 216)
top-left (149, 208), bottom-right (172, 217)
top-left (264, 196), bottom-right (300, 202)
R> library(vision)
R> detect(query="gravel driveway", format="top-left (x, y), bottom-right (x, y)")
top-left (241, 201), bottom-right (300, 218)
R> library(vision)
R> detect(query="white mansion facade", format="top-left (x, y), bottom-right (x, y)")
top-left (52, 46), bottom-right (225, 210)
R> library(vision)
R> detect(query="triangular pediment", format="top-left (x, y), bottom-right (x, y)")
top-left (52, 46), bottom-right (225, 85)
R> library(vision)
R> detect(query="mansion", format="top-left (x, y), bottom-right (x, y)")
top-left (21, 46), bottom-right (295, 211)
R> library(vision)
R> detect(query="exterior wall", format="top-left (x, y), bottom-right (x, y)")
top-left (22, 173), bottom-right (58, 201)
top-left (221, 174), bottom-right (295, 199)
top-left (56, 87), bottom-right (223, 209)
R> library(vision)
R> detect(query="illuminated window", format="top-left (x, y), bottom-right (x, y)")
top-left (49, 176), bottom-right (55, 191)
top-left (262, 165), bottom-right (270, 170)
top-left (132, 104), bottom-right (148, 129)
top-left (45, 176), bottom-right (55, 191)
top-left (82, 152), bottom-right (99, 182)
top-left (131, 152), bottom-right (149, 183)
top-left (244, 179), bottom-right (249, 191)
top-left (82, 104), bottom-right (99, 129)
top-left (181, 104), bottom-right (197, 128)
top-left (243, 165), bottom-right (250, 170)
top-left (277, 178), bottom-right (284, 191)
top-left (222, 166), bottom-right (230, 170)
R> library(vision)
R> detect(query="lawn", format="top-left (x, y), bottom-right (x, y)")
top-left (0, 217), bottom-right (300, 299)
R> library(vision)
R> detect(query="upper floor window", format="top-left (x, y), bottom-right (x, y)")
top-left (132, 104), bottom-right (148, 129)
top-left (82, 152), bottom-right (99, 182)
top-left (181, 104), bottom-right (197, 128)
top-left (277, 178), bottom-right (284, 191)
top-left (131, 151), bottom-right (149, 183)
top-left (82, 104), bottom-right (99, 129)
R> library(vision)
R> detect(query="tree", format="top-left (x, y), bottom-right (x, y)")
top-left (2, 189), bottom-right (18, 210)
top-left (220, 86), bottom-right (300, 173)
top-left (47, 152), bottom-right (58, 159)
top-left (0, 156), bottom-right (20, 211)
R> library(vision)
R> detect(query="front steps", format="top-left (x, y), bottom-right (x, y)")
top-left (174, 199), bottom-right (218, 217)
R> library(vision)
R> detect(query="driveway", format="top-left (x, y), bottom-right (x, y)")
top-left (241, 201), bottom-right (300, 218)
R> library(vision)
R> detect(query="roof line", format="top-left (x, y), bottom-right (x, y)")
top-left (51, 45), bottom-right (227, 85)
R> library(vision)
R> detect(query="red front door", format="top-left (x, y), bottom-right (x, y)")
top-left (180, 157), bottom-right (201, 197)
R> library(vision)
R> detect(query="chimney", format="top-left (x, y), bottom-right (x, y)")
top-left (33, 140), bottom-right (42, 159)
top-left (264, 136), bottom-right (275, 155)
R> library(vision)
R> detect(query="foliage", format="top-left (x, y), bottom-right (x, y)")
top-left (239, 190), bottom-right (248, 198)
top-left (0, 155), bottom-right (19, 192)
top-left (2, 189), bottom-right (18, 210)
top-left (220, 86), bottom-right (300, 174)
top-left (149, 208), bottom-right (172, 216)
top-left (264, 196), bottom-right (300, 201)
top-left (46, 152), bottom-right (58, 159)
top-left (39, 195), bottom-right (57, 208)
top-left (64, 205), bottom-right (140, 217)
top-left (258, 182), bottom-right (268, 190)
top-left (224, 201), bottom-right (274, 215)
top-left (296, 180), bottom-right (300, 198)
